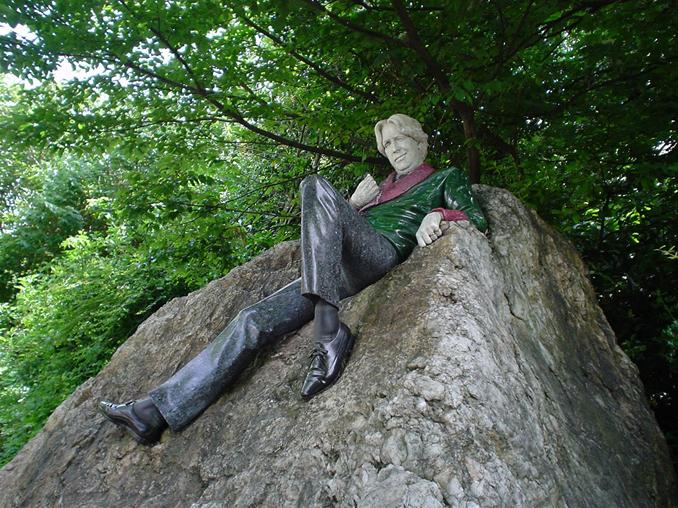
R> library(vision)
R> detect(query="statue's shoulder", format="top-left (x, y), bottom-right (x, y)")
top-left (437, 166), bottom-right (464, 176)
top-left (437, 166), bottom-right (469, 183)
top-left (417, 167), bottom-right (459, 187)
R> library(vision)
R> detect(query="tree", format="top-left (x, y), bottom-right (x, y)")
top-left (4, 1), bottom-right (665, 179)
top-left (0, 0), bottom-right (675, 466)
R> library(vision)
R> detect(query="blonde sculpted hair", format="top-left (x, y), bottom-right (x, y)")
top-left (374, 114), bottom-right (429, 157)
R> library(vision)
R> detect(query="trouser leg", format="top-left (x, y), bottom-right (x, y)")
top-left (149, 278), bottom-right (313, 431)
top-left (149, 176), bottom-right (399, 430)
top-left (299, 175), bottom-right (399, 306)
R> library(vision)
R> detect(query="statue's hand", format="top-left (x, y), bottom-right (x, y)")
top-left (416, 212), bottom-right (445, 247)
top-left (349, 174), bottom-right (380, 208)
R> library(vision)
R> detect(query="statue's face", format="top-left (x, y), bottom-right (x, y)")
top-left (381, 123), bottom-right (425, 176)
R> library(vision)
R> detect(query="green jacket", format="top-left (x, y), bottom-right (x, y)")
top-left (363, 167), bottom-right (487, 261)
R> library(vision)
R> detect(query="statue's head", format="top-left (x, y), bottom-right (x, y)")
top-left (374, 114), bottom-right (428, 176)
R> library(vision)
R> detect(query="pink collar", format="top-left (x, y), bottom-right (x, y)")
top-left (359, 163), bottom-right (436, 212)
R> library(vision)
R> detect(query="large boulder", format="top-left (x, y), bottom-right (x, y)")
top-left (1, 186), bottom-right (675, 507)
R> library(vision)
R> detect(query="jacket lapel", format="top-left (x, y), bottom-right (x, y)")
top-left (359, 163), bottom-right (435, 213)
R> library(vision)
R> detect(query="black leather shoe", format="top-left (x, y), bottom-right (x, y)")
top-left (301, 322), bottom-right (355, 400)
top-left (98, 400), bottom-right (167, 445)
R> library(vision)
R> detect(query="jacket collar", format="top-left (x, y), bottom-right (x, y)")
top-left (359, 163), bottom-right (436, 213)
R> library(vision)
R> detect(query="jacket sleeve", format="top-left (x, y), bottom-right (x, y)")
top-left (431, 168), bottom-right (487, 232)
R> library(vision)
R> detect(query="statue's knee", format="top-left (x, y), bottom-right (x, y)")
top-left (300, 174), bottom-right (329, 192)
top-left (235, 307), bottom-right (261, 345)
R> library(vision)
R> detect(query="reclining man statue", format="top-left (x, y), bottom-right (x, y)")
top-left (99, 113), bottom-right (488, 445)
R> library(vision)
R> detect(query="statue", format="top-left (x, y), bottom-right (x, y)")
top-left (99, 114), bottom-right (488, 445)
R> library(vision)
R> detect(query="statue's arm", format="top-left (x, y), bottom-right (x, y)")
top-left (435, 168), bottom-right (488, 232)
top-left (417, 168), bottom-right (487, 247)
top-left (349, 174), bottom-right (380, 209)
top-left (415, 211), bottom-right (444, 247)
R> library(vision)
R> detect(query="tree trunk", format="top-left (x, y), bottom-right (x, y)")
top-left (453, 100), bottom-right (481, 184)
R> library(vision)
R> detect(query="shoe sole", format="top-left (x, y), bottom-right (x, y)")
top-left (301, 330), bottom-right (355, 401)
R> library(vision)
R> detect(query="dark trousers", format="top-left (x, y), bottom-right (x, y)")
top-left (149, 176), bottom-right (399, 430)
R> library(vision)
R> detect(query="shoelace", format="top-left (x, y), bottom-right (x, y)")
top-left (309, 344), bottom-right (328, 371)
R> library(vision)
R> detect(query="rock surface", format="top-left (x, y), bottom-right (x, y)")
top-left (0, 186), bottom-right (675, 508)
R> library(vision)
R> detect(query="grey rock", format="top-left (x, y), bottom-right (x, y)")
top-left (0, 186), bottom-right (675, 508)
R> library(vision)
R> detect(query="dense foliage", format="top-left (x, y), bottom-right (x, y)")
top-left (0, 0), bottom-right (675, 466)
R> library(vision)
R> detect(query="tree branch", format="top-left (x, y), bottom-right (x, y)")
top-left (348, 0), bottom-right (442, 12)
top-left (544, 63), bottom-right (669, 118)
top-left (115, 0), bottom-right (209, 94)
top-left (87, 115), bottom-right (229, 136)
top-left (237, 13), bottom-right (380, 102)
top-left (105, 50), bottom-right (199, 95)
top-left (498, 0), bottom-right (630, 73)
top-left (389, 0), bottom-right (486, 181)
top-left (478, 124), bottom-right (520, 165)
top-left (304, 0), bottom-right (407, 47)
top-left (390, 0), bottom-right (450, 91)
top-left (167, 200), bottom-right (298, 219)
top-left (4, 12), bottom-right (385, 165)
top-left (221, 106), bottom-right (384, 164)
top-left (44, 45), bottom-right (375, 163)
